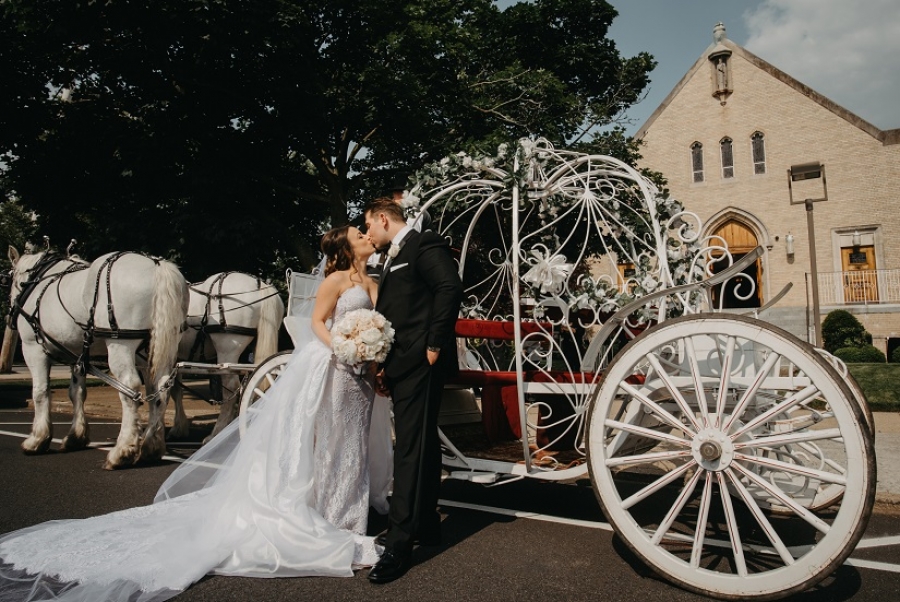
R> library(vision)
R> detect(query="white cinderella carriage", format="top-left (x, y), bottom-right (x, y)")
top-left (240, 139), bottom-right (875, 601)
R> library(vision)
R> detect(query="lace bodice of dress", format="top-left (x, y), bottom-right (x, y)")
top-left (333, 284), bottom-right (373, 320)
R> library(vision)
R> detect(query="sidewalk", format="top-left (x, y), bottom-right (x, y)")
top-left (3, 365), bottom-right (898, 504)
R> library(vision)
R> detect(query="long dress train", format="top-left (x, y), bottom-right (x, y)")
top-left (0, 285), bottom-right (391, 602)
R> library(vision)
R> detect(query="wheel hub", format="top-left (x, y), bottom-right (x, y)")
top-left (691, 427), bottom-right (735, 472)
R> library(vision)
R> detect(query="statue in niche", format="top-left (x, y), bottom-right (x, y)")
top-left (709, 23), bottom-right (732, 104)
top-left (715, 57), bottom-right (729, 92)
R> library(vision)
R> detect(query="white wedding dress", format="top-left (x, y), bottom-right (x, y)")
top-left (0, 285), bottom-right (392, 602)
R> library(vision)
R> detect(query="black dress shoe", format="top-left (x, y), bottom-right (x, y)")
top-left (374, 531), bottom-right (441, 547)
top-left (368, 549), bottom-right (412, 584)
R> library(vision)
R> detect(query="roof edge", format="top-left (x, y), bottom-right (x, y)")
top-left (635, 38), bottom-right (898, 145)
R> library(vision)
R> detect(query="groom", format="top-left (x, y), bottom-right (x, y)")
top-left (364, 197), bottom-right (463, 583)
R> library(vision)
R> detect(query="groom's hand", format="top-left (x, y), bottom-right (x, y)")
top-left (374, 369), bottom-right (391, 396)
top-left (426, 348), bottom-right (440, 365)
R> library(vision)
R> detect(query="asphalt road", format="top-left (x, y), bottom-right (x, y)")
top-left (1, 407), bottom-right (899, 602)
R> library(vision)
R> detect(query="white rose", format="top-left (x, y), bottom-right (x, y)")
top-left (334, 339), bottom-right (359, 364)
top-left (360, 328), bottom-right (382, 345)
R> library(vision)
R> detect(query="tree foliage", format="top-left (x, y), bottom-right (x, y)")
top-left (0, 0), bottom-right (654, 281)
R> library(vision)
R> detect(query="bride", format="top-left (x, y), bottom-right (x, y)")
top-left (0, 225), bottom-right (391, 602)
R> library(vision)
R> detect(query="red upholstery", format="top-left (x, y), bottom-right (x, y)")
top-left (454, 318), bottom-right (552, 340)
top-left (453, 318), bottom-right (649, 446)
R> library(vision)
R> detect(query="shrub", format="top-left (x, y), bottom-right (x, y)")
top-left (821, 310), bottom-right (869, 353)
top-left (834, 345), bottom-right (886, 363)
top-left (892, 346), bottom-right (900, 364)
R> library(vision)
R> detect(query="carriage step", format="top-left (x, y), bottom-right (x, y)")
top-left (448, 471), bottom-right (499, 484)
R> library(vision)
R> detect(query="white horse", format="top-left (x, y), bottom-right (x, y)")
top-left (6, 247), bottom-right (189, 469)
top-left (169, 272), bottom-right (284, 442)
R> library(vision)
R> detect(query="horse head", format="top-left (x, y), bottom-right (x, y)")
top-left (5, 246), bottom-right (59, 309)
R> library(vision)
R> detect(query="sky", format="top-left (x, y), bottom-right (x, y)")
top-left (498, 0), bottom-right (900, 136)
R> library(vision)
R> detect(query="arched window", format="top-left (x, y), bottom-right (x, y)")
top-left (751, 132), bottom-right (766, 175)
top-left (720, 137), bottom-right (734, 179)
top-left (691, 142), bottom-right (704, 183)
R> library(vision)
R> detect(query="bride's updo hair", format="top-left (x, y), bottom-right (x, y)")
top-left (321, 226), bottom-right (355, 276)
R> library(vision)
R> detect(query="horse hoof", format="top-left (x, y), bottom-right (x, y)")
top-left (137, 446), bottom-right (165, 465)
top-left (21, 438), bottom-right (52, 455)
top-left (166, 425), bottom-right (191, 441)
top-left (60, 435), bottom-right (90, 452)
top-left (103, 446), bottom-right (140, 469)
top-left (139, 435), bottom-right (167, 464)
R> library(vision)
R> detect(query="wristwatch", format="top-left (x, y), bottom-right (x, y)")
top-left (427, 346), bottom-right (441, 353)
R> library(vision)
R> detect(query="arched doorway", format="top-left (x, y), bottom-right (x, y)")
top-left (711, 220), bottom-right (763, 309)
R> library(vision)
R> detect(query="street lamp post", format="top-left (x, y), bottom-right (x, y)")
top-left (788, 162), bottom-right (828, 346)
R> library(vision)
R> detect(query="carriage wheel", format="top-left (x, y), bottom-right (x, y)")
top-left (237, 350), bottom-right (292, 437)
top-left (586, 314), bottom-right (875, 600)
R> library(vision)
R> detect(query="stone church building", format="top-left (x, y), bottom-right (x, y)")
top-left (635, 23), bottom-right (900, 354)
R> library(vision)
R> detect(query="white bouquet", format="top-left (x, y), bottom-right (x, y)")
top-left (331, 308), bottom-right (395, 368)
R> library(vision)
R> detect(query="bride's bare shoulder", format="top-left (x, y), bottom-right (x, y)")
top-left (322, 270), bottom-right (356, 294)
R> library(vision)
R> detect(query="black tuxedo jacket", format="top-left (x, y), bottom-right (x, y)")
top-left (376, 229), bottom-right (462, 379)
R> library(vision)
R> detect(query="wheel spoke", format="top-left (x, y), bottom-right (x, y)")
top-left (735, 452), bottom-right (846, 486)
top-left (730, 462), bottom-right (831, 533)
top-left (619, 381), bottom-right (693, 435)
top-left (722, 351), bottom-right (781, 433)
top-left (690, 473), bottom-right (714, 568)
top-left (734, 428), bottom-right (842, 450)
top-left (645, 353), bottom-right (702, 433)
top-left (731, 385), bottom-right (819, 440)
top-left (605, 419), bottom-right (691, 447)
top-left (797, 442), bottom-right (847, 475)
top-left (724, 468), bottom-right (795, 566)
top-left (714, 336), bottom-right (736, 428)
top-left (684, 336), bottom-right (711, 427)
top-left (607, 448), bottom-right (693, 469)
top-left (717, 471), bottom-right (747, 576)
top-left (622, 460), bottom-right (696, 510)
top-left (651, 466), bottom-right (703, 544)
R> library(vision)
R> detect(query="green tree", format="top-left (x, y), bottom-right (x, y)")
top-left (0, 0), bottom-right (654, 280)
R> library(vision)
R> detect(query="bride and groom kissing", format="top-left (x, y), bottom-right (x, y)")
top-left (0, 197), bottom-right (464, 600)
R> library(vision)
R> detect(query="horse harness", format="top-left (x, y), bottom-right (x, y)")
top-left (7, 252), bottom-right (171, 405)
top-left (186, 272), bottom-right (278, 361)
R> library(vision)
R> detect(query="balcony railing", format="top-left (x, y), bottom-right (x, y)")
top-left (816, 269), bottom-right (900, 305)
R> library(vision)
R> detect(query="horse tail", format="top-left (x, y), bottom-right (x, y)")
top-left (253, 283), bottom-right (284, 364)
top-left (149, 261), bottom-right (189, 382)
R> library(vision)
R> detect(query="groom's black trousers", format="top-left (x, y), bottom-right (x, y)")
top-left (384, 360), bottom-right (445, 553)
